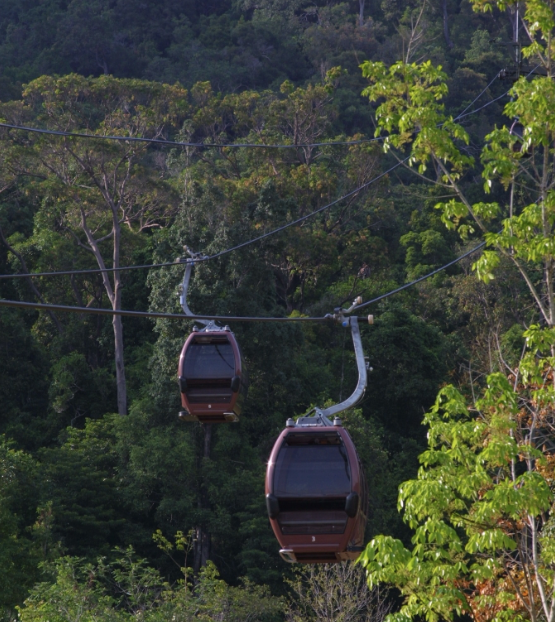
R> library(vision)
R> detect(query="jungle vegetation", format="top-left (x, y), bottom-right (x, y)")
top-left (0, 0), bottom-right (552, 620)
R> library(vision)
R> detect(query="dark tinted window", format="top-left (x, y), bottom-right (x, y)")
top-left (274, 441), bottom-right (351, 497)
top-left (183, 341), bottom-right (235, 379)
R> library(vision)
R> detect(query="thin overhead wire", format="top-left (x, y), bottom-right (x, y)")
top-left (0, 72), bottom-right (508, 284)
top-left (0, 297), bottom-right (333, 322)
top-left (453, 73), bottom-right (501, 120)
top-left (0, 73), bottom-right (501, 148)
top-left (456, 92), bottom-right (508, 121)
top-left (354, 239), bottom-right (487, 311)
top-left (196, 160), bottom-right (405, 262)
top-left (0, 238), bottom-right (488, 322)
top-left (0, 121), bottom-right (385, 149)
top-left (0, 159), bottom-right (405, 281)
top-left (455, 64), bottom-right (541, 123)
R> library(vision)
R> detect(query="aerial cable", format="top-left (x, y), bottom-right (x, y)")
top-left (193, 160), bottom-right (405, 262)
top-left (453, 73), bottom-right (500, 120)
top-left (455, 91), bottom-right (509, 121)
top-left (0, 297), bottom-right (361, 322)
top-left (0, 238), bottom-right (488, 321)
top-left (351, 238), bottom-right (487, 312)
top-left (0, 73), bottom-right (513, 284)
top-left (0, 82), bottom-right (504, 149)
top-left (0, 122), bottom-right (385, 149)
top-left (0, 159), bottom-right (405, 281)
top-left (456, 64), bottom-right (540, 122)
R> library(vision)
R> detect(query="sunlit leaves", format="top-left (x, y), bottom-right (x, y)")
top-left (472, 251), bottom-right (500, 283)
top-left (360, 344), bottom-right (555, 621)
top-left (361, 60), bottom-right (471, 177)
top-left (17, 550), bottom-right (284, 622)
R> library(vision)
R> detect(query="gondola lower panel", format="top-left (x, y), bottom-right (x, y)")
top-left (265, 426), bottom-right (368, 563)
top-left (178, 330), bottom-right (248, 423)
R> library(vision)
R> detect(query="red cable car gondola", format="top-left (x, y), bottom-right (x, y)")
top-left (178, 325), bottom-right (248, 423)
top-left (176, 252), bottom-right (248, 423)
top-left (265, 418), bottom-right (368, 563)
top-left (265, 311), bottom-right (373, 563)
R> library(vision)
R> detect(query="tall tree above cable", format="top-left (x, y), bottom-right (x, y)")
top-left (0, 74), bottom-right (187, 414)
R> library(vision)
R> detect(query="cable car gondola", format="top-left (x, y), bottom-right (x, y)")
top-left (178, 325), bottom-right (248, 423)
top-left (176, 250), bottom-right (248, 423)
top-left (265, 309), bottom-right (373, 563)
top-left (266, 416), bottom-right (368, 563)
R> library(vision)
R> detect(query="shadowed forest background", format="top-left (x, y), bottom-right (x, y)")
top-left (0, 0), bottom-right (538, 620)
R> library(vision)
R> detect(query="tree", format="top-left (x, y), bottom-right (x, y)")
top-left (358, 0), bottom-right (555, 620)
top-left (0, 74), bottom-right (186, 414)
top-left (286, 561), bottom-right (390, 622)
top-left (17, 547), bottom-right (284, 622)
top-left (360, 354), bottom-right (555, 622)
top-left (0, 437), bottom-right (44, 617)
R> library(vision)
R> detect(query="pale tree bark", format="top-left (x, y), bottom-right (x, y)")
top-left (401, 0), bottom-right (428, 64)
top-left (193, 424), bottom-right (212, 573)
top-left (0, 75), bottom-right (186, 416)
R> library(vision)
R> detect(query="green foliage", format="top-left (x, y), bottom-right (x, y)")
top-left (360, 333), bottom-right (555, 621)
top-left (0, 437), bottom-right (44, 615)
top-left (17, 549), bottom-right (284, 622)
top-left (37, 418), bottom-right (127, 558)
top-left (363, 306), bottom-right (450, 435)
top-left (361, 59), bottom-right (472, 177)
top-left (0, 308), bottom-right (49, 447)
top-left (0, 1), bottom-right (539, 615)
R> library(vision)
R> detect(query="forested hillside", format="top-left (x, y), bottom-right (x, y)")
top-left (0, 0), bottom-right (553, 620)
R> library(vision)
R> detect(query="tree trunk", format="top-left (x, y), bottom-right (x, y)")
top-left (113, 314), bottom-right (127, 415)
top-left (358, 0), bottom-right (365, 27)
top-left (193, 423), bottom-right (212, 573)
top-left (111, 218), bottom-right (127, 415)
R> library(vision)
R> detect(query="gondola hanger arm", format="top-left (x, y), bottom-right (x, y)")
top-left (177, 246), bottom-right (211, 326)
top-left (293, 298), bottom-right (373, 428)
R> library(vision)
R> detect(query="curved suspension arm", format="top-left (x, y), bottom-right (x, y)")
top-left (179, 260), bottom-right (210, 326)
top-left (319, 316), bottom-right (367, 419)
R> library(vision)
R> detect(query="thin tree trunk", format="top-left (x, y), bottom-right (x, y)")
top-left (113, 314), bottom-right (127, 415)
top-left (79, 205), bottom-right (128, 416)
top-left (358, 0), bottom-right (365, 27)
top-left (193, 424), bottom-right (212, 574)
top-left (111, 219), bottom-right (127, 415)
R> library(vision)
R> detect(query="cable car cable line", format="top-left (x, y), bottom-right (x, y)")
top-left (352, 238), bottom-right (487, 311)
top-left (454, 73), bottom-right (501, 120)
top-left (455, 91), bottom-right (510, 121)
top-left (0, 79), bottom-right (510, 284)
top-left (0, 236), bottom-right (489, 321)
top-left (0, 297), bottom-right (338, 321)
top-left (0, 72), bottom-right (500, 149)
top-left (0, 121), bottom-right (386, 149)
top-left (0, 159), bottom-right (406, 281)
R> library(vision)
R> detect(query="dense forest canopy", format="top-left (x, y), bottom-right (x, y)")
top-left (0, 0), bottom-right (554, 621)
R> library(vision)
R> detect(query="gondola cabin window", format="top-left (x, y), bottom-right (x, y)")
top-left (178, 330), bottom-right (248, 422)
top-left (274, 433), bottom-right (351, 498)
top-left (183, 339), bottom-right (235, 379)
